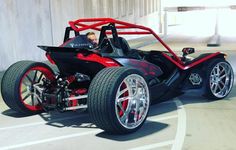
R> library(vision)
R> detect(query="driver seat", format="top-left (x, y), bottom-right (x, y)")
top-left (118, 37), bottom-right (131, 55)
top-left (118, 37), bottom-right (141, 59)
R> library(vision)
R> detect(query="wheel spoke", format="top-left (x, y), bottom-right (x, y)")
top-left (31, 94), bottom-right (35, 106)
top-left (26, 75), bottom-right (33, 84)
top-left (133, 79), bottom-right (139, 96)
top-left (138, 106), bottom-right (145, 120)
top-left (216, 64), bottom-right (220, 75)
top-left (219, 80), bottom-right (225, 86)
top-left (213, 84), bottom-right (218, 93)
top-left (219, 68), bottom-right (225, 75)
top-left (21, 88), bottom-right (27, 94)
top-left (127, 78), bottom-right (138, 96)
top-left (213, 67), bottom-right (217, 75)
top-left (117, 96), bottom-right (132, 103)
top-left (22, 80), bottom-right (30, 86)
top-left (117, 102), bottom-right (125, 113)
top-left (211, 83), bottom-right (216, 89)
top-left (37, 73), bottom-right (43, 83)
top-left (125, 118), bottom-right (129, 126)
top-left (134, 100), bottom-right (141, 123)
top-left (22, 93), bottom-right (31, 101)
top-left (217, 84), bottom-right (223, 91)
top-left (211, 71), bottom-right (216, 76)
top-left (220, 74), bottom-right (226, 79)
top-left (120, 111), bottom-right (129, 124)
top-left (117, 87), bottom-right (128, 98)
top-left (227, 67), bottom-right (232, 76)
top-left (33, 70), bottom-right (38, 83)
top-left (121, 98), bottom-right (134, 122)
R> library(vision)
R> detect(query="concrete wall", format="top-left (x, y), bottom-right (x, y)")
top-left (0, 0), bottom-right (161, 71)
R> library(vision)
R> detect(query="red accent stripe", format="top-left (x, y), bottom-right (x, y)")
top-left (46, 53), bottom-right (56, 64)
top-left (76, 53), bottom-right (121, 67)
top-left (162, 52), bottom-right (223, 70)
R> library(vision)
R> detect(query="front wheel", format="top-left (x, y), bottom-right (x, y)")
top-left (204, 58), bottom-right (234, 99)
top-left (1, 61), bottom-right (55, 115)
top-left (88, 67), bottom-right (150, 134)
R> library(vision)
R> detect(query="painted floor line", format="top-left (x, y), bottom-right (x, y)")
top-left (171, 99), bottom-right (187, 150)
top-left (0, 114), bottom-right (88, 131)
top-left (0, 100), bottom-right (180, 150)
top-left (128, 140), bottom-right (174, 150)
top-left (0, 130), bottom-right (101, 150)
top-left (0, 114), bottom-right (177, 131)
top-left (0, 113), bottom-right (178, 150)
top-left (147, 115), bottom-right (178, 122)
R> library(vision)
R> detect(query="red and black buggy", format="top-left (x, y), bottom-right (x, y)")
top-left (1, 18), bottom-right (234, 134)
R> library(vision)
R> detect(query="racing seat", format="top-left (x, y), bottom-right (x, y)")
top-left (118, 37), bottom-right (141, 59)
top-left (98, 24), bottom-right (140, 59)
top-left (118, 37), bottom-right (131, 54)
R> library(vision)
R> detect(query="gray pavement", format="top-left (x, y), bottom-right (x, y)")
top-left (1, 35), bottom-right (236, 150)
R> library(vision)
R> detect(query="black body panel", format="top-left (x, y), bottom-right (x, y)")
top-left (38, 45), bottom-right (105, 77)
top-left (38, 46), bottom-right (94, 54)
top-left (114, 58), bottom-right (163, 81)
top-left (51, 52), bottom-right (104, 77)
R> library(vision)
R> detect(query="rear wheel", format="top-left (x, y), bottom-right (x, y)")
top-left (88, 67), bottom-right (150, 134)
top-left (205, 59), bottom-right (234, 99)
top-left (1, 61), bottom-right (55, 114)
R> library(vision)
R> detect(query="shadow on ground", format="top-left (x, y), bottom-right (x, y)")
top-left (96, 121), bottom-right (168, 141)
top-left (1, 75), bottom-right (236, 140)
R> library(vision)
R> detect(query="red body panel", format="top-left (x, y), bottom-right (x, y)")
top-left (162, 52), bottom-right (223, 70)
top-left (77, 53), bottom-right (121, 67)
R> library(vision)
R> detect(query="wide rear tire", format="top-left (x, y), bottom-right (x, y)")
top-left (88, 67), bottom-right (150, 134)
top-left (1, 61), bottom-right (55, 115)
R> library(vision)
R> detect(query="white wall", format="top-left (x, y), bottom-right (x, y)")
top-left (0, 0), bottom-right (52, 70)
top-left (0, 0), bottom-right (161, 71)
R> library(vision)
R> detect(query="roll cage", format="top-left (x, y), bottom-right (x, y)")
top-left (65, 18), bottom-right (223, 70)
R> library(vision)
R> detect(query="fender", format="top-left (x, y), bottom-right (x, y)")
top-left (114, 58), bottom-right (163, 80)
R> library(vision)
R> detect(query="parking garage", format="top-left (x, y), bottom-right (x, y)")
top-left (1, 0), bottom-right (236, 150)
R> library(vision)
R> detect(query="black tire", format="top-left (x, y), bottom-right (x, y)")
top-left (1, 61), bottom-right (55, 115)
top-left (204, 58), bottom-right (234, 100)
top-left (88, 67), bottom-right (150, 134)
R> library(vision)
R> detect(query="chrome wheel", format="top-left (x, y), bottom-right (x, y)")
top-left (115, 74), bottom-right (150, 129)
top-left (210, 62), bottom-right (234, 98)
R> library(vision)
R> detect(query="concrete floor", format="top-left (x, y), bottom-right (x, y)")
top-left (0, 35), bottom-right (236, 150)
